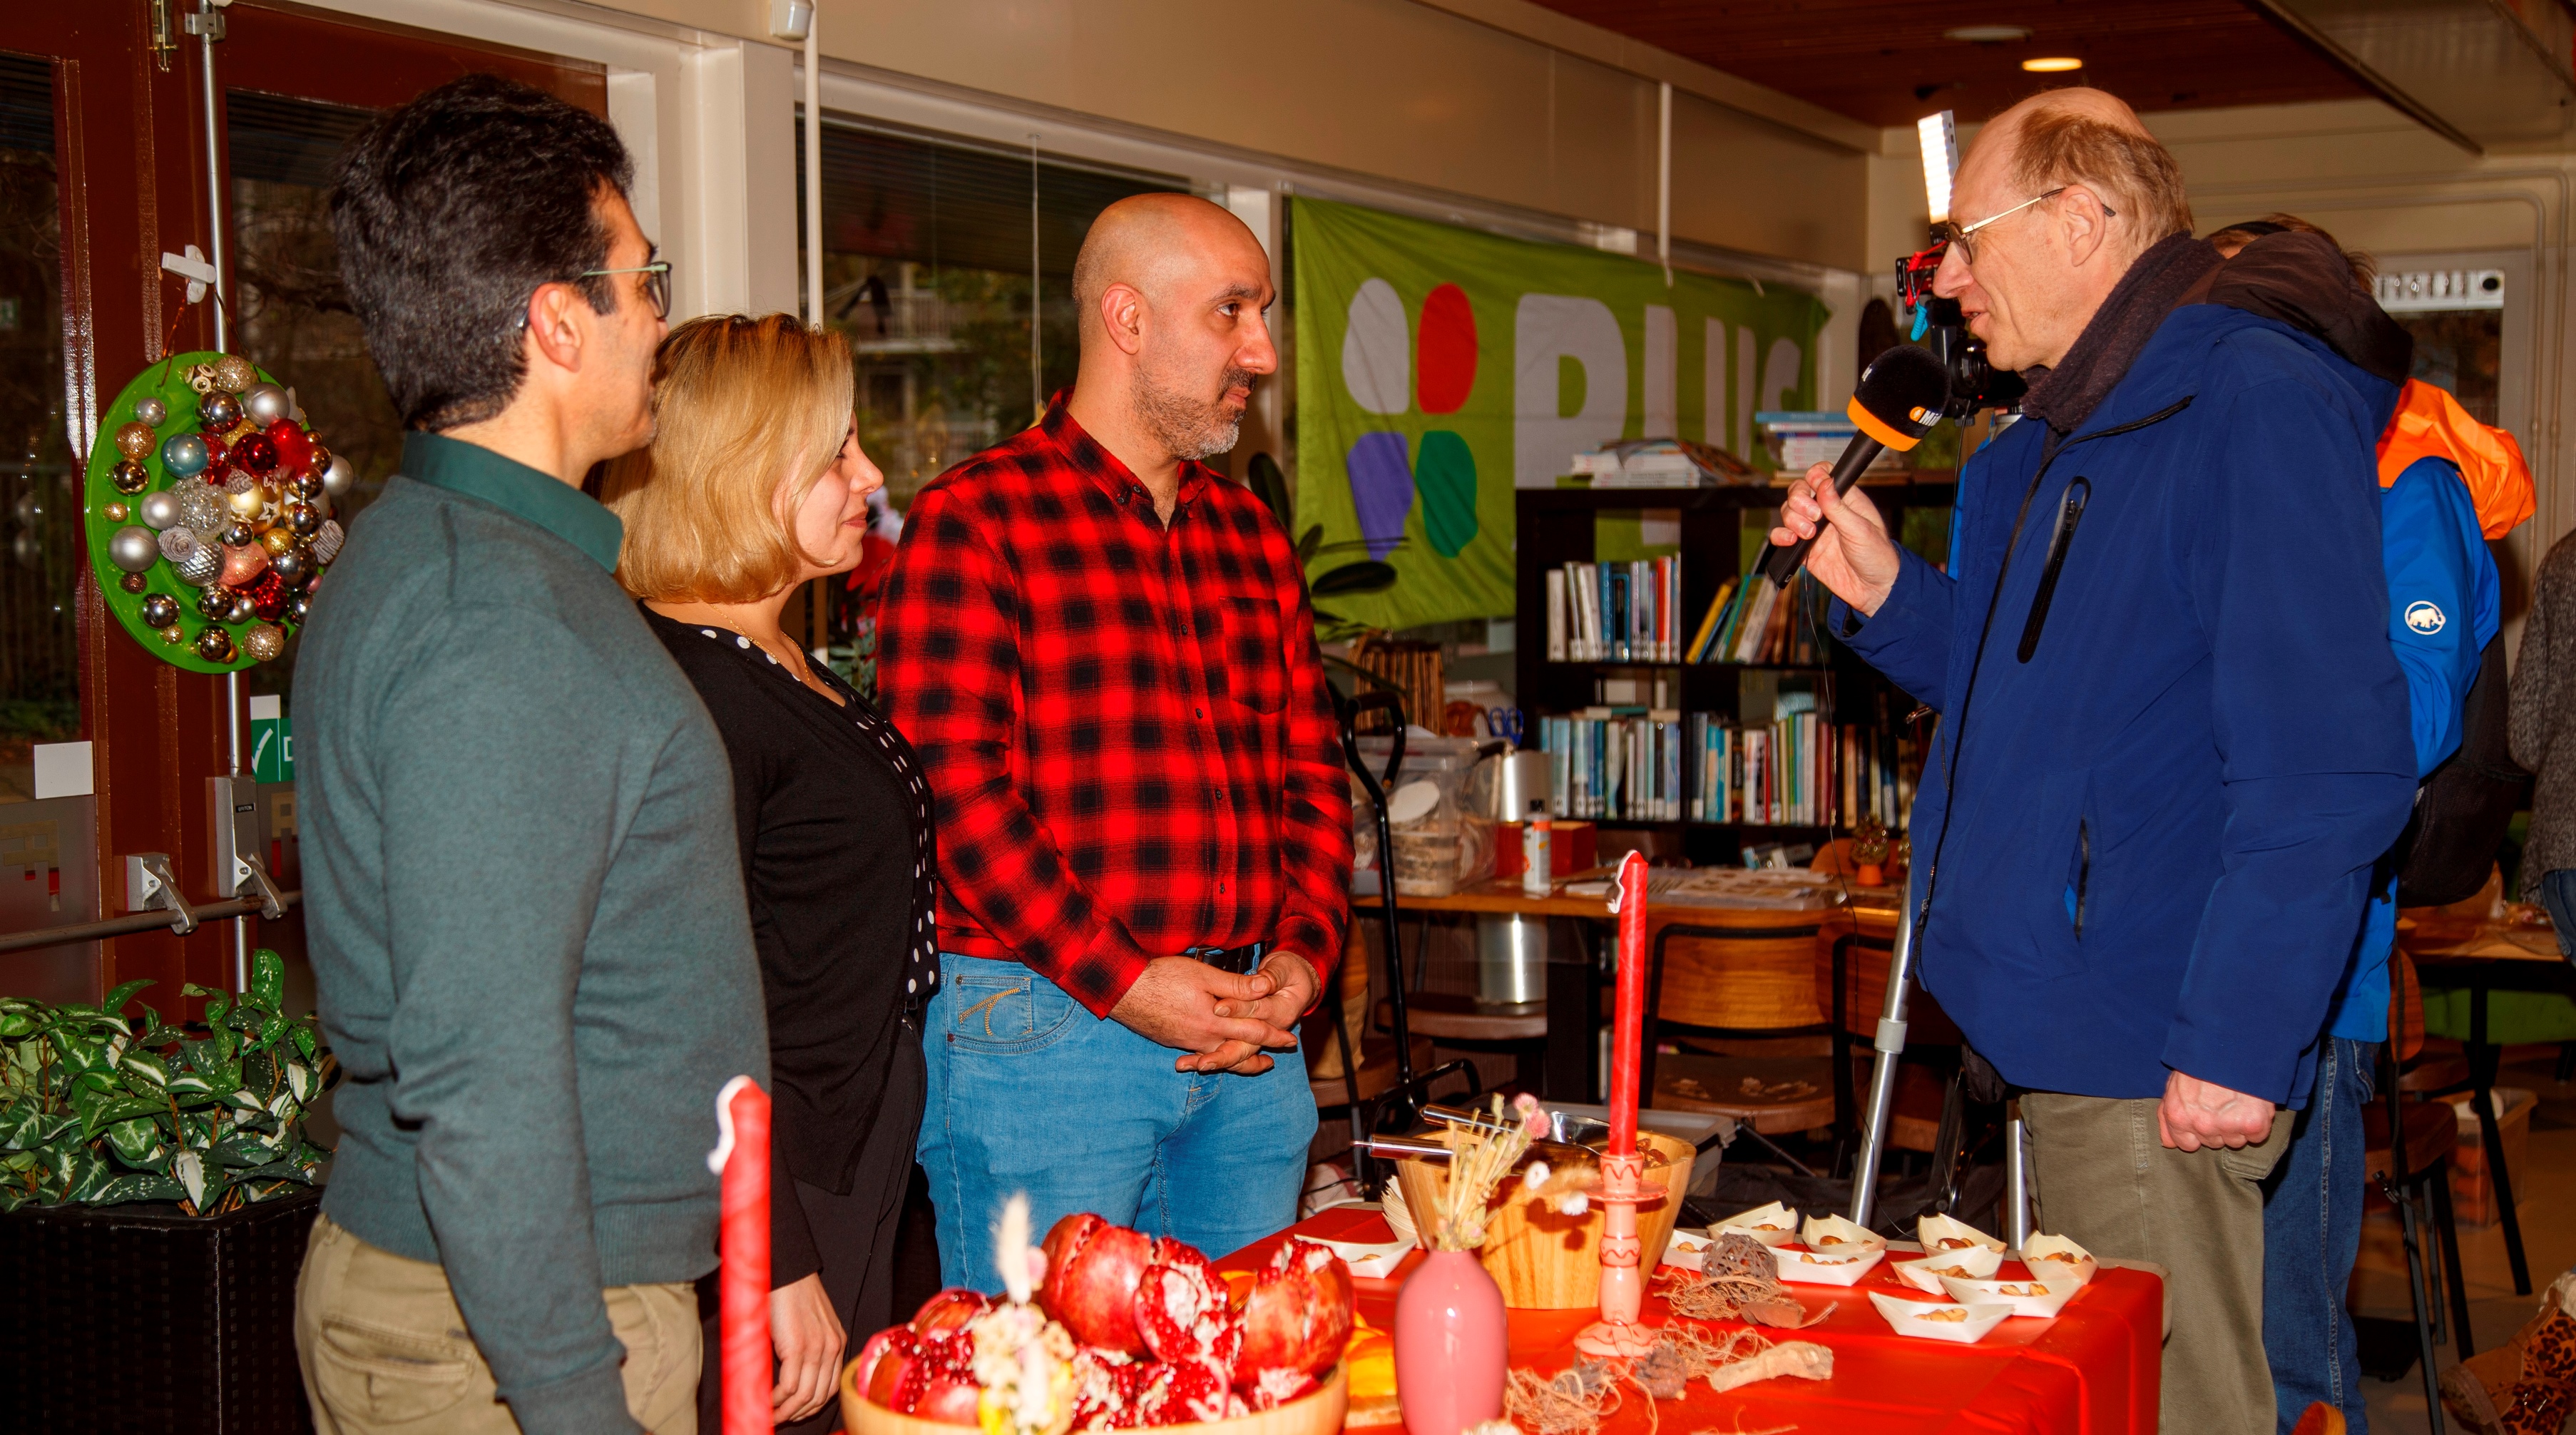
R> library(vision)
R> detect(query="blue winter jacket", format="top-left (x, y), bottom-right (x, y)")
top-left (1838, 304), bottom-right (2416, 1106)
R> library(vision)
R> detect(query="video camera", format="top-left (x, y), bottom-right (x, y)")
top-left (1895, 112), bottom-right (2025, 421)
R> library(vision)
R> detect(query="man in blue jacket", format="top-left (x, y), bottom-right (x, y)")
top-left (1774, 91), bottom-right (2415, 1432)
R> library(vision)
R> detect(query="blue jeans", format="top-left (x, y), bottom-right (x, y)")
top-left (2262, 1036), bottom-right (2378, 1435)
top-left (2536, 867), bottom-right (2576, 961)
top-left (916, 954), bottom-right (1319, 1292)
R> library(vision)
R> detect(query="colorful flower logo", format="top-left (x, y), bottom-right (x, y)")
top-left (1339, 280), bottom-right (1480, 559)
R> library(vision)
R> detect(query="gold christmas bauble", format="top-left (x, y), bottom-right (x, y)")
top-left (212, 353), bottom-right (257, 394)
top-left (226, 484), bottom-right (267, 521)
top-left (260, 527), bottom-right (295, 556)
top-left (113, 421), bottom-right (157, 459)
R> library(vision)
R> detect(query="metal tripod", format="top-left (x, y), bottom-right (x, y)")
top-left (1844, 869), bottom-right (2034, 1242)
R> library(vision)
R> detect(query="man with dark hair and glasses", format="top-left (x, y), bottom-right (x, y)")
top-left (292, 72), bottom-right (761, 1435)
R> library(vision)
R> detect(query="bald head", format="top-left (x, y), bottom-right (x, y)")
top-left (1074, 194), bottom-right (1267, 349)
top-left (1065, 192), bottom-right (1278, 478)
top-left (1960, 87), bottom-right (2189, 257)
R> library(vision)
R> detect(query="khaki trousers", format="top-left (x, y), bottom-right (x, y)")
top-left (2023, 1093), bottom-right (2291, 1435)
top-left (295, 1214), bottom-right (699, 1434)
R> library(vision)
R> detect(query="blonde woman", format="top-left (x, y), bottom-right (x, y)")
top-left (602, 314), bottom-right (935, 1431)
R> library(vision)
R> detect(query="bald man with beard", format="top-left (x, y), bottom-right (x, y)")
top-left (877, 195), bottom-right (1351, 1289)
top-left (1774, 91), bottom-right (2413, 1431)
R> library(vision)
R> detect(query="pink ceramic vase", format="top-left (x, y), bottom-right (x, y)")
top-left (1394, 1248), bottom-right (1508, 1435)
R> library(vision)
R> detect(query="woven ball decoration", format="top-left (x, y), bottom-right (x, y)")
top-left (83, 350), bottom-right (343, 673)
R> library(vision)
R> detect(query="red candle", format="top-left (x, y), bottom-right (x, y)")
top-left (1606, 849), bottom-right (1648, 1157)
top-left (717, 1076), bottom-right (773, 1435)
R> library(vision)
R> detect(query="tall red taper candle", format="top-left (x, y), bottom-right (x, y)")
top-left (716, 1077), bottom-right (772, 1435)
top-left (1606, 848), bottom-right (1649, 1157)
top-left (1575, 848), bottom-right (1657, 1358)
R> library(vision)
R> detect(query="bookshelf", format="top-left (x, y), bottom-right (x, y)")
top-left (1512, 481), bottom-right (1954, 867)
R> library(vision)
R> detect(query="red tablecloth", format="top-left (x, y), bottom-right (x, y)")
top-left (1222, 1208), bottom-right (2161, 1435)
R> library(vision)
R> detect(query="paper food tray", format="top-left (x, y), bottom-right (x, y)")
top-left (1893, 1245), bottom-right (2002, 1294)
top-left (2020, 1234), bottom-right (2100, 1288)
top-left (1916, 1212), bottom-right (2006, 1255)
top-left (1772, 1243), bottom-right (1886, 1286)
top-left (1712, 1202), bottom-right (1799, 1247)
top-left (1869, 1291), bottom-right (2013, 1344)
top-left (1937, 1273), bottom-right (2076, 1318)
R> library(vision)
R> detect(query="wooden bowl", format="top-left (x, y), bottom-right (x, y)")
top-left (839, 1358), bottom-right (1348, 1435)
top-left (1394, 1128), bottom-right (1696, 1309)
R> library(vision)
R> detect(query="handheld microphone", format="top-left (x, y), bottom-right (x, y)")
top-left (1757, 343), bottom-right (1950, 588)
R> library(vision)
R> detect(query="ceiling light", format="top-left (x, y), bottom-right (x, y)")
top-left (2022, 56), bottom-right (2085, 72)
top-left (1944, 25), bottom-right (2032, 42)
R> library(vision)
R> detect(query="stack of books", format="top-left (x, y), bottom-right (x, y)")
top-left (1684, 573), bottom-right (1829, 665)
top-left (1688, 706), bottom-right (1918, 828)
top-left (1756, 411), bottom-right (1904, 479)
top-left (1536, 710), bottom-right (1687, 821)
top-left (1545, 558), bottom-right (1685, 663)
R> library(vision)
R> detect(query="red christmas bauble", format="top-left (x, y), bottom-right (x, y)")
top-left (250, 571), bottom-right (288, 621)
top-left (234, 431), bottom-right (279, 476)
top-left (267, 420), bottom-right (313, 477)
top-left (199, 431), bottom-right (230, 479)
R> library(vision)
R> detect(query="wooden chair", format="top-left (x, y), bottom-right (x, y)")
top-left (2365, 948), bottom-right (2475, 1421)
top-left (1642, 913), bottom-right (1835, 1169)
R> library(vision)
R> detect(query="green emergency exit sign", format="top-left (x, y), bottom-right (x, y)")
top-left (249, 694), bottom-right (293, 782)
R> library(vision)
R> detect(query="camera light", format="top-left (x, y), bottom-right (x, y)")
top-left (1917, 112), bottom-right (1958, 225)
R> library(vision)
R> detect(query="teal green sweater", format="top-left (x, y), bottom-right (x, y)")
top-left (294, 433), bottom-right (764, 1434)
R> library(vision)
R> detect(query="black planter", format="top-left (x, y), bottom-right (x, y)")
top-left (2, 1187), bottom-right (321, 1434)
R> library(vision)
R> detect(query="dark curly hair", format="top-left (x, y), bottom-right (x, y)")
top-left (329, 73), bottom-right (635, 432)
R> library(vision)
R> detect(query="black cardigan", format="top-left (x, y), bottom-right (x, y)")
top-left (645, 606), bottom-right (938, 1283)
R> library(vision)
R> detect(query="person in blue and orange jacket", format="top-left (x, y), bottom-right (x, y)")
top-left (2200, 212), bottom-right (2535, 1435)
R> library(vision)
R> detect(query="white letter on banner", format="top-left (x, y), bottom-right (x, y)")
top-left (1643, 305), bottom-right (1676, 440)
top-left (1515, 294), bottom-right (1627, 489)
top-left (1734, 326), bottom-right (1757, 461)
top-left (1761, 337), bottom-right (1806, 417)
top-left (1342, 277), bottom-right (1411, 416)
top-left (1703, 317), bottom-right (1727, 451)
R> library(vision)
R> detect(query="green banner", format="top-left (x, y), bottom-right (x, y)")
top-left (1291, 198), bottom-right (1828, 630)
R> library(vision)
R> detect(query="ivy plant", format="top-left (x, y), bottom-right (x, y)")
top-left (0, 948), bottom-right (336, 1216)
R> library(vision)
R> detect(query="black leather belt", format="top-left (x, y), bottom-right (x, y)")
top-left (1182, 940), bottom-right (1265, 975)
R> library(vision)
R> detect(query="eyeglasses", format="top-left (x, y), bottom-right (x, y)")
top-left (579, 260), bottom-right (673, 320)
top-left (1932, 188), bottom-right (2116, 265)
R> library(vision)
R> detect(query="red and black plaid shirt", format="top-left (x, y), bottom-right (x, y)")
top-left (876, 401), bottom-right (1351, 1017)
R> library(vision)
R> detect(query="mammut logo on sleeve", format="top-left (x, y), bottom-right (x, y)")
top-left (2406, 601), bottom-right (2447, 635)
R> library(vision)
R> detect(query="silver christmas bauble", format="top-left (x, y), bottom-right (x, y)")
top-left (282, 500), bottom-right (322, 537)
top-left (108, 524), bottom-right (160, 573)
top-left (177, 485), bottom-right (225, 533)
top-left (140, 593), bottom-right (181, 628)
top-left (223, 591), bottom-right (257, 625)
top-left (312, 519), bottom-right (345, 565)
top-left (268, 545), bottom-right (310, 586)
top-left (240, 383), bottom-right (291, 427)
top-left (200, 391), bottom-right (242, 429)
top-left (138, 489), bottom-right (185, 531)
top-left (174, 543), bottom-right (223, 586)
top-left (133, 397), bottom-right (168, 427)
top-left (320, 453), bottom-right (355, 499)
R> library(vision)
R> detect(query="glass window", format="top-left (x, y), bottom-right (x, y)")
top-left (806, 119), bottom-right (1187, 507)
top-left (225, 88), bottom-right (393, 698)
top-left (2398, 310), bottom-right (2502, 428)
top-left (0, 51), bottom-right (71, 803)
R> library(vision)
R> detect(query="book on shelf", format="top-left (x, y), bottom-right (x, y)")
top-left (1543, 558), bottom-right (1685, 663)
top-left (1685, 703), bottom-right (1922, 830)
top-left (1541, 701), bottom-right (1921, 830)
top-left (1687, 571), bottom-right (1830, 665)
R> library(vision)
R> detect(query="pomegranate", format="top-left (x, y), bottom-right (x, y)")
top-left (1133, 1254), bottom-right (1242, 1367)
top-left (861, 1326), bottom-right (981, 1425)
top-left (1070, 1351), bottom-right (1156, 1431)
top-left (913, 1287), bottom-right (992, 1335)
top-left (1135, 1355), bottom-right (1240, 1426)
top-left (1243, 1368), bottom-right (1318, 1411)
top-left (1233, 1239), bottom-right (1355, 1386)
top-left (1041, 1213), bottom-right (1159, 1355)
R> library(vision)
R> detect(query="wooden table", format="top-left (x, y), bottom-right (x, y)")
top-left (1225, 1206), bottom-right (2163, 1434)
top-left (2397, 911), bottom-right (2572, 1296)
top-left (1368, 877), bottom-right (1904, 1102)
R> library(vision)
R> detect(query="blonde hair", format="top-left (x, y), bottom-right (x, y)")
top-left (2010, 106), bottom-right (2193, 254)
top-left (601, 313), bottom-right (853, 603)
